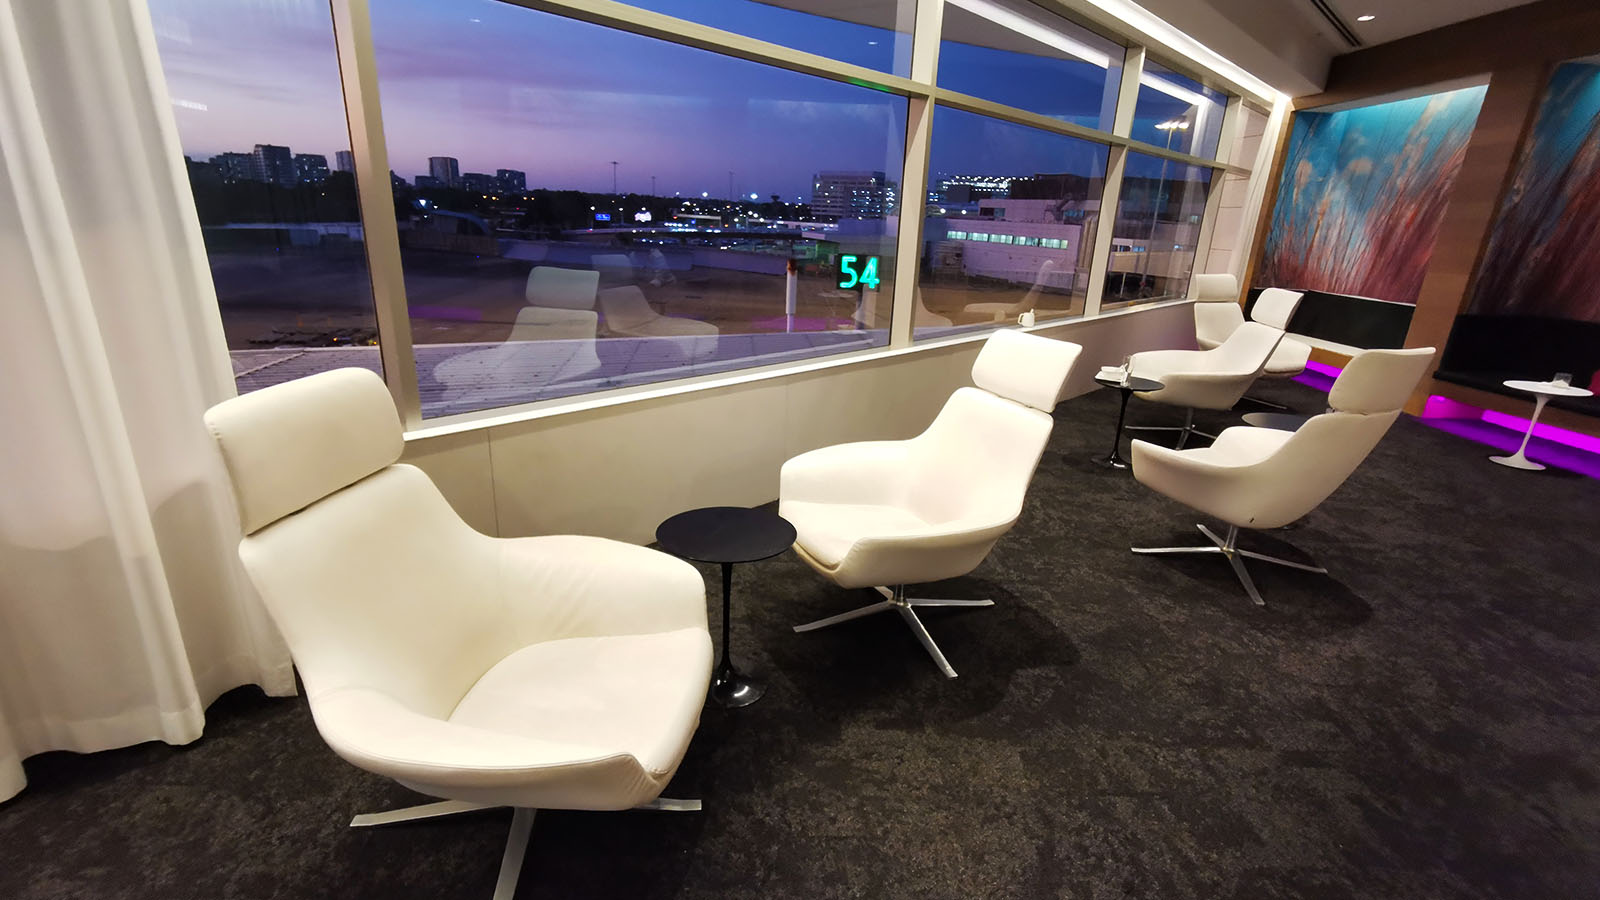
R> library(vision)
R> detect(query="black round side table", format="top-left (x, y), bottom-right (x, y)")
top-left (655, 506), bottom-right (796, 708)
top-left (1094, 373), bottom-right (1165, 469)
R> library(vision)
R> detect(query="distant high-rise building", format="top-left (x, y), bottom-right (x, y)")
top-left (936, 175), bottom-right (1015, 204)
top-left (209, 152), bottom-right (253, 183)
top-left (810, 171), bottom-right (891, 220)
top-left (495, 169), bottom-right (526, 193)
top-left (294, 153), bottom-right (330, 184)
top-left (250, 144), bottom-right (296, 188)
top-left (413, 175), bottom-right (445, 189)
top-left (461, 172), bottom-right (495, 193)
top-left (333, 150), bottom-right (356, 173)
top-left (428, 156), bottom-right (460, 188)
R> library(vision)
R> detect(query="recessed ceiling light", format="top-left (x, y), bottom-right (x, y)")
top-left (1356, 14), bottom-right (1375, 21)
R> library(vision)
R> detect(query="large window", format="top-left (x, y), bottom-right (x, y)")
top-left (149, 0), bottom-right (1263, 420)
top-left (1102, 151), bottom-right (1212, 307)
top-left (937, 0), bottom-right (1123, 131)
top-left (918, 108), bottom-right (1106, 337)
top-left (150, 0), bottom-right (379, 394)
top-left (372, 0), bottom-right (904, 417)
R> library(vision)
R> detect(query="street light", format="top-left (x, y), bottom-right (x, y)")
top-left (1148, 119), bottom-right (1190, 288)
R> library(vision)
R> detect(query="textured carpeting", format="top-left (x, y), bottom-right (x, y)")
top-left (3, 378), bottom-right (1598, 900)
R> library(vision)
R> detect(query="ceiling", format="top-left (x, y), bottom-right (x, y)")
top-left (753, 0), bottom-right (1547, 98)
top-left (1133, 0), bottom-right (1542, 96)
top-left (1324, 0), bottom-right (1542, 48)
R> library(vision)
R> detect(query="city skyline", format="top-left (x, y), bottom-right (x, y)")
top-left (149, 0), bottom-right (1202, 203)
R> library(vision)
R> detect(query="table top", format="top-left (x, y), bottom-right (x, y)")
top-left (1094, 373), bottom-right (1164, 393)
top-left (1503, 379), bottom-right (1594, 398)
top-left (656, 506), bottom-right (797, 565)
top-left (1242, 411), bottom-right (1313, 432)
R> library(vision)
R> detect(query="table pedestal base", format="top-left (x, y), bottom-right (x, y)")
top-left (1490, 452), bottom-right (1546, 471)
top-left (710, 662), bottom-right (765, 708)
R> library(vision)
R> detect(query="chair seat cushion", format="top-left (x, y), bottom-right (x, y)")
top-left (448, 627), bottom-right (709, 776)
top-left (1263, 337), bottom-right (1312, 376)
top-left (1186, 425), bottom-right (1294, 467)
top-left (781, 501), bottom-right (933, 568)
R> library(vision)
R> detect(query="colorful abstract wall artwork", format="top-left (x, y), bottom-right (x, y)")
top-left (1258, 85), bottom-right (1487, 304)
top-left (1469, 61), bottom-right (1600, 324)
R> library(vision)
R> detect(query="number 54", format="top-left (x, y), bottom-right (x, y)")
top-left (838, 255), bottom-right (881, 290)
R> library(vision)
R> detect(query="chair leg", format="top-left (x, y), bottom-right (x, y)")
top-left (635, 797), bottom-right (703, 811)
top-left (798, 585), bottom-right (987, 678)
top-left (897, 606), bottom-right (958, 679)
top-left (492, 808), bottom-right (535, 900)
top-left (350, 800), bottom-right (498, 827)
top-left (1129, 408), bottom-right (1214, 449)
top-left (1134, 522), bottom-right (1328, 606)
top-left (793, 600), bottom-right (894, 632)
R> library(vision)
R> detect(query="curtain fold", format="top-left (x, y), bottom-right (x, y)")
top-left (0, 0), bottom-right (295, 804)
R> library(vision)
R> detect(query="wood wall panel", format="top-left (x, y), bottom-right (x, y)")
top-left (1249, 0), bottom-right (1600, 426)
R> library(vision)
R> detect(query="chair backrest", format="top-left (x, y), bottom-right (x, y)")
top-left (907, 332), bottom-right (1081, 526)
top-left (1229, 347), bottom-right (1435, 528)
top-left (1189, 273), bottom-right (1238, 302)
top-left (1190, 274), bottom-right (1243, 349)
top-left (525, 265), bottom-right (599, 309)
top-left (506, 305), bottom-right (598, 343)
top-left (1328, 347), bottom-right (1436, 414)
top-left (205, 368), bottom-right (506, 717)
top-left (1251, 287), bottom-right (1304, 330)
top-left (598, 285), bottom-right (659, 332)
top-left (1207, 321), bottom-right (1284, 375)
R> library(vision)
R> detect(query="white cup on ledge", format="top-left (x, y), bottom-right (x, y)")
top-left (1017, 310), bottom-right (1036, 327)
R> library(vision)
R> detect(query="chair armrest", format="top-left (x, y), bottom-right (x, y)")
top-left (780, 440), bottom-right (911, 508)
top-left (827, 519), bottom-right (1016, 590)
top-left (1135, 371), bottom-right (1259, 410)
top-left (310, 688), bottom-right (662, 807)
top-left (494, 535), bottom-right (708, 641)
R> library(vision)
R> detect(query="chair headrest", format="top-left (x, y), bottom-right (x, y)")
top-left (1328, 347), bottom-right (1435, 414)
top-left (971, 330), bottom-right (1083, 412)
top-left (204, 368), bottom-right (404, 535)
top-left (1251, 287), bottom-right (1305, 330)
top-left (1189, 273), bottom-right (1239, 302)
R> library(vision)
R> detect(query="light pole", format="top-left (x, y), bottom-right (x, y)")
top-left (610, 161), bottom-right (618, 194)
top-left (1149, 119), bottom-right (1189, 289)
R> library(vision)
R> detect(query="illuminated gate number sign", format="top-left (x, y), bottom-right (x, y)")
top-left (837, 254), bottom-right (881, 291)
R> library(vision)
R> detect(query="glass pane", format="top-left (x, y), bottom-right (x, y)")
top-left (1102, 151), bottom-right (1212, 308)
top-left (148, 0), bottom-right (380, 394)
top-left (937, 0), bottom-right (1123, 130)
top-left (618, 0), bottom-right (914, 78)
top-left (1131, 60), bottom-right (1227, 158)
top-left (372, 0), bottom-right (905, 418)
top-left (918, 107), bottom-right (1109, 339)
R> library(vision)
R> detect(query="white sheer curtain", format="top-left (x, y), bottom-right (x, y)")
top-left (0, 0), bottom-right (295, 803)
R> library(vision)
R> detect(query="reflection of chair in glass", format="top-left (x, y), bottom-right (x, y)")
top-left (432, 306), bottom-right (602, 407)
top-left (855, 287), bottom-right (952, 329)
top-left (599, 286), bottom-right (718, 339)
top-left (204, 368), bottom-right (713, 900)
top-left (782, 330), bottom-right (1082, 678)
top-left (961, 258), bottom-right (1058, 323)
top-left (1126, 322), bottom-right (1284, 449)
top-left (524, 265), bottom-right (599, 309)
top-left (647, 248), bottom-right (676, 287)
top-left (1129, 348), bottom-right (1434, 604)
top-left (591, 253), bottom-right (634, 287)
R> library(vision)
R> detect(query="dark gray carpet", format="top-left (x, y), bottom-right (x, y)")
top-left (4, 378), bottom-right (1598, 899)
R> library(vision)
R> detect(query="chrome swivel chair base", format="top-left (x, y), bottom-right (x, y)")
top-left (1125, 407), bottom-right (1217, 450)
top-left (1132, 522), bottom-right (1327, 605)
top-left (792, 584), bottom-right (993, 679)
top-left (350, 796), bottom-right (701, 899)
